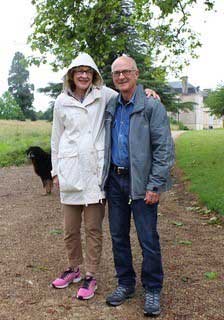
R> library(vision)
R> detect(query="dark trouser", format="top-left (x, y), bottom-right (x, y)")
top-left (107, 170), bottom-right (163, 290)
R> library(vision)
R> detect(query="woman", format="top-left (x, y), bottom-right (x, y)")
top-left (51, 52), bottom-right (157, 300)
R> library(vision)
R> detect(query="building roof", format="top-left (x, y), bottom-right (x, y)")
top-left (169, 81), bottom-right (199, 94)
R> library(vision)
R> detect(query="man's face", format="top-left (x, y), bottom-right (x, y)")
top-left (112, 58), bottom-right (139, 95)
top-left (73, 66), bottom-right (94, 92)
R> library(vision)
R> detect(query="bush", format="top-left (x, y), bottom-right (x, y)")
top-left (169, 117), bottom-right (189, 130)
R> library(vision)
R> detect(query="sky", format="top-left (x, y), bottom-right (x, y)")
top-left (0, 0), bottom-right (224, 111)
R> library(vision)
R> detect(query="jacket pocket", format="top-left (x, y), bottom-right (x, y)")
top-left (58, 154), bottom-right (83, 192)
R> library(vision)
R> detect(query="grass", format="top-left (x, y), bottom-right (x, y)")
top-left (0, 120), bottom-right (51, 167)
top-left (1, 120), bottom-right (223, 216)
top-left (175, 129), bottom-right (224, 216)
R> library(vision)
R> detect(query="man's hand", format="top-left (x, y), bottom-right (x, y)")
top-left (144, 191), bottom-right (160, 205)
top-left (53, 175), bottom-right (59, 188)
top-left (145, 89), bottom-right (160, 100)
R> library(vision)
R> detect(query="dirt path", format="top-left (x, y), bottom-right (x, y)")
top-left (0, 133), bottom-right (223, 320)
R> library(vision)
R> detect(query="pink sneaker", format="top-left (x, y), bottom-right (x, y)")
top-left (52, 267), bottom-right (81, 289)
top-left (77, 276), bottom-right (97, 300)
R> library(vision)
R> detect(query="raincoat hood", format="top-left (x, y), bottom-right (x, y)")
top-left (63, 52), bottom-right (103, 91)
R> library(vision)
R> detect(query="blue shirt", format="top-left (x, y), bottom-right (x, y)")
top-left (111, 92), bottom-right (135, 168)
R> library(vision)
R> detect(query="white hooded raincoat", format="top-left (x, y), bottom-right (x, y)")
top-left (51, 53), bottom-right (117, 204)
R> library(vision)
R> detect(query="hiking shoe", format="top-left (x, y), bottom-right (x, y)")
top-left (52, 267), bottom-right (81, 289)
top-left (144, 289), bottom-right (161, 317)
top-left (106, 285), bottom-right (135, 306)
top-left (77, 276), bottom-right (97, 300)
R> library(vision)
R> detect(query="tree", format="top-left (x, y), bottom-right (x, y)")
top-left (42, 107), bottom-right (54, 122)
top-left (38, 82), bottom-right (62, 100)
top-left (32, 1), bottom-right (176, 110)
top-left (204, 85), bottom-right (224, 117)
top-left (8, 52), bottom-right (35, 120)
top-left (28, 0), bottom-right (214, 73)
top-left (35, 107), bottom-right (53, 121)
top-left (37, 82), bottom-right (63, 121)
top-left (0, 91), bottom-right (25, 120)
top-left (29, 0), bottom-right (214, 113)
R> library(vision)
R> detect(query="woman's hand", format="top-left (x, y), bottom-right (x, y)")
top-left (145, 88), bottom-right (160, 100)
top-left (53, 175), bottom-right (59, 188)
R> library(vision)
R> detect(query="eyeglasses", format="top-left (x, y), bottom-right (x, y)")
top-left (74, 68), bottom-right (94, 76)
top-left (111, 69), bottom-right (136, 78)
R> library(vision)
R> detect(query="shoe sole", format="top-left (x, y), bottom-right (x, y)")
top-left (106, 292), bottom-right (135, 306)
top-left (76, 285), bottom-right (98, 300)
top-left (73, 276), bottom-right (82, 283)
top-left (144, 309), bottom-right (161, 317)
top-left (52, 276), bottom-right (82, 289)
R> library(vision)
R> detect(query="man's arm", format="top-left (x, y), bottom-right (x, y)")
top-left (145, 99), bottom-right (175, 200)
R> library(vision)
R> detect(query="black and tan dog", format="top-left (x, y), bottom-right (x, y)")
top-left (26, 146), bottom-right (53, 194)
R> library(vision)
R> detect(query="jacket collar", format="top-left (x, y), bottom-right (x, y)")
top-left (106, 94), bottom-right (118, 116)
top-left (62, 86), bottom-right (102, 109)
top-left (106, 84), bottom-right (145, 116)
top-left (131, 84), bottom-right (145, 114)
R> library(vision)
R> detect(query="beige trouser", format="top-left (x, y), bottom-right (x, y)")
top-left (63, 203), bottom-right (105, 274)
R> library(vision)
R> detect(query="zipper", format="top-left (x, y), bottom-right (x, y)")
top-left (128, 113), bottom-right (133, 200)
top-left (102, 145), bottom-right (111, 189)
top-left (101, 115), bottom-right (112, 189)
top-left (128, 107), bottom-right (145, 200)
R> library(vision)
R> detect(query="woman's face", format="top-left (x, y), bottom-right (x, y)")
top-left (72, 66), bottom-right (94, 93)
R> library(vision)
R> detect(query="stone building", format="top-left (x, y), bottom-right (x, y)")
top-left (169, 77), bottom-right (223, 130)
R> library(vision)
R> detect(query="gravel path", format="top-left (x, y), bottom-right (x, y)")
top-left (0, 132), bottom-right (223, 320)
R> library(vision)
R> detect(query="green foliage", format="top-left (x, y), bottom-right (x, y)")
top-left (50, 229), bottom-right (63, 235)
top-left (38, 82), bottom-right (63, 99)
top-left (169, 117), bottom-right (189, 130)
top-left (207, 216), bottom-right (222, 225)
top-left (204, 271), bottom-right (218, 280)
top-left (36, 107), bottom-right (53, 122)
top-left (204, 85), bottom-right (224, 117)
top-left (8, 52), bottom-right (35, 120)
top-left (28, 0), bottom-right (214, 73)
top-left (0, 120), bottom-right (51, 167)
top-left (176, 129), bottom-right (224, 216)
top-left (177, 121), bottom-right (189, 131)
top-left (0, 91), bottom-right (25, 120)
top-left (28, 0), bottom-right (215, 112)
top-left (36, 82), bottom-right (61, 121)
top-left (178, 240), bottom-right (192, 245)
top-left (171, 221), bottom-right (184, 227)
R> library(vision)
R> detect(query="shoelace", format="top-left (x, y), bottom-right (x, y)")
top-left (81, 276), bottom-right (93, 289)
top-left (145, 291), bottom-right (160, 306)
top-left (60, 268), bottom-right (75, 279)
top-left (112, 286), bottom-right (128, 298)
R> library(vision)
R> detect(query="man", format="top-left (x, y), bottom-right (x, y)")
top-left (101, 55), bottom-right (174, 316)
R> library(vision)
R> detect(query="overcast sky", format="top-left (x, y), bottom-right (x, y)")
top-left (0, 0), bottom-right (224, 111)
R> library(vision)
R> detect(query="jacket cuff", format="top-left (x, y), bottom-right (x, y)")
top-left (146, 183), bottom-right (161, 194)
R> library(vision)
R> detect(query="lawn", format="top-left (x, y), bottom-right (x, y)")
top-left (1, 120), bottom-right (224, 216)
top-left (0, 120), bottom-right (51, 167)
top-left (175, 129), bottom-right (224, 216)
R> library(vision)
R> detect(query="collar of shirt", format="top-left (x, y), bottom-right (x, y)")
top-left (117, 90), bottom-right (136, 108)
